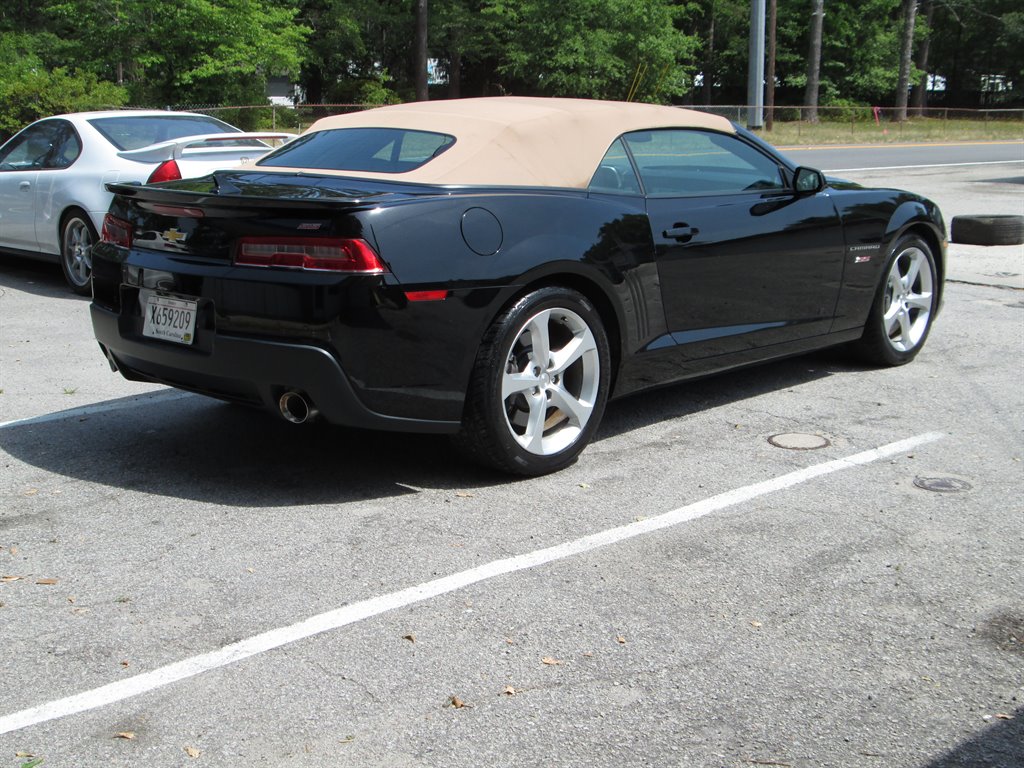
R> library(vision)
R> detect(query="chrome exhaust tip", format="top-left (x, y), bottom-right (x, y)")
top-left (279, 391), bottom-right (318, 424)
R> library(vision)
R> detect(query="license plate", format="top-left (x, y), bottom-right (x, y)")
top-left (142, 295), bottom-right (198, 345)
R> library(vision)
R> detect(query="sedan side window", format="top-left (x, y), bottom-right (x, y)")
top-left (45, 122), bottom-right (82, 169)
top-left (0, 121), bottom-right (80, 171)
top-left (623, 129), bottom-right (784, 196)
top-left (0, 124), bottom-right (60, 171)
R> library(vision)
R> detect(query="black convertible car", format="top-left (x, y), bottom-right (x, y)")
top-left (90, 97), bottom-right (945, 474)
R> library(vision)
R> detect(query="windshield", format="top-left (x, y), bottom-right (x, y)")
top-left (257, 127), bottom-right (455, 173)
top-left (89, 115), bottom-right (263, 151)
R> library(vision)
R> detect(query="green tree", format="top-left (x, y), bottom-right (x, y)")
top-left (0, 33), bottom-right (127, 139)
top-left (929, 0), bottom-right (1023, 104)
top-left (44, 0), bottom-right (309, 106)
top-left (479, 0), bottom-right (699, 101)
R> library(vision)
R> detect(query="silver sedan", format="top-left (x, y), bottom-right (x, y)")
top-left (0, 110), bottom-right (293, 293)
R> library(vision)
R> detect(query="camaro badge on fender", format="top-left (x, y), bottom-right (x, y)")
top-left (848, 244), bottom-right (879, 263)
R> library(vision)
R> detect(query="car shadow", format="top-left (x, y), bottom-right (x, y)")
top-left (0, 348), bottom-right (869, 506)
top-left (923, 705), bottom-right (1023, 768)
top-left (0, 394), bottom-right (493, 506)
top-left (0, 257), bottom-right (84, 301)
top-left (599, 347), bottom-right (864, 439)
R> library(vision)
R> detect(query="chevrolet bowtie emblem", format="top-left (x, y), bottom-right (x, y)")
top-left (162, 228), bottom-right (188, 243)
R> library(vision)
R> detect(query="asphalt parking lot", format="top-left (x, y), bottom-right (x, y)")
top-left (1, 163), bottom-right (1022, 767)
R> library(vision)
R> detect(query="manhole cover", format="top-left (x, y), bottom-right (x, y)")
top-left (768, 433), bottom-right (830, 450)
top-left (913, 476), bottom-right (973, 493)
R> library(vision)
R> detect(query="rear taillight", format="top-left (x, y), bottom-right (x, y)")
top-left (235, 238), bottom-right (387, 273)
top-left (102, 214), bottom-right (133, 248)
top-left (147, 160), bottom-right (182, 184)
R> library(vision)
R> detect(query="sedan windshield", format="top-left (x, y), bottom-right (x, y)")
top-left (89, 115), bottom-right (262, 150)
top-left (257, 128), bottom-right (455, 173)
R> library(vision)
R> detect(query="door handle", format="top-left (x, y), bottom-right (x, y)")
top-left (663, 224), bottom-right (699, 242)
top-left (19, 181), bottom-right (31, 190)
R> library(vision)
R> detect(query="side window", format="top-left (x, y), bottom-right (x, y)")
top-left (589, 139), bottom-right (641, 195)
top-left (44, 122), bottom-right (82, 169)
top-left (0, 123), bottom-right (60, 171)
top-left (622, 129), bottom-right (784, 196)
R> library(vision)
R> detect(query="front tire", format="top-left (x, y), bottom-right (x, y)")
top-left (455, 287), bottom-right (611, 475)
top-left (60, 212), bottom-right (97, 296)
top-left (853, 234), bottom-right (938, 366)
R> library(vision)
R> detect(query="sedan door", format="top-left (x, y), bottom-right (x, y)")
top-left (0, 120), bottom-right (81, 253)
top-left (0, 125), bottom-right (51, 251)
top-left (626, 129), bottom-right (846, 361)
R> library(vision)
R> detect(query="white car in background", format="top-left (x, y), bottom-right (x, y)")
top-left (0, 110), bottom-right (294, 293)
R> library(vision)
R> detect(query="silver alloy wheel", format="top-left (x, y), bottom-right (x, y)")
top-left (62, 217), bottom-right (93, 288)
top-left (882, 244), bottom-right (934, 353)
top-left (500, 306), bottom-right (600, 455)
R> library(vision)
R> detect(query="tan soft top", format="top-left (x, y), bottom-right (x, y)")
top-left (272, 97), bottom-right (735, 188)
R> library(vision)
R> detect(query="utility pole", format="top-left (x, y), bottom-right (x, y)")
top-left (765, 0), bottom-right (777, 131)
top-left (747, 0), bottom-right (766, 129)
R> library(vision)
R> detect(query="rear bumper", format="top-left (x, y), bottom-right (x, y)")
top-left (91, 303), bottom-right (462, 434)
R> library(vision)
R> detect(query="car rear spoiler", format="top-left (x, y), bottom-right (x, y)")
top-left (116, 132), bottom-right (297, 163)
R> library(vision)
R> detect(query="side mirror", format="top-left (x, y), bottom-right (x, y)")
top-left (794, 166), bottom-right (825, 194)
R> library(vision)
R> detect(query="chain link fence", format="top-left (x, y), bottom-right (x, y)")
top-left (168, 102), bottom-right (1024, 143)
top-left (688, 104), bottom-right (1024, 142)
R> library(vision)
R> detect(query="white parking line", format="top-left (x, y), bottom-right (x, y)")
top-left (0, 431), bottom-right (944, 736)
top-left (824, 160), bottom-right (1024, 172)
top-left (0, 390), bottom-right (191, 430)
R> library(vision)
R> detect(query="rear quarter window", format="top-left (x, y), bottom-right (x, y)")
top-left (257, 128), bottom-right (455, 173)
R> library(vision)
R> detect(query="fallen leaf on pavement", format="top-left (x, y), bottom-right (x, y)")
top-left (403, 633), bottom-right (416, 643)
top-left (9, 546), bottom-right (18, 556)
top-left (455, 491), bottom-right (475, 498)
top-left (750, 620), bottom-right (763, 628)
top-left (1, 575), bottom-right (24, 583)
top-left (448, 695), bottom-right (470, 708)
top-left (36, 578), bottom-right (59, 585)
top-left (541, 656), bottom-right (564, 666)
top-left (115, 732), bottom-right (136, 740)
top-left (996, 713), bottom-right (1014, 720)
top-left (24, 489), bottom-right (38, 496)
top-left (616, 635), bottom-right (627, 644)
top-left (502, 686), bottom-right (520, 696)
top-left (184, 746), bottom-right (201, 758)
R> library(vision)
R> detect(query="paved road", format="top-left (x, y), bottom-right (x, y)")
top-left (777, 139), bottom-right (1024, 172)
top-left (0, 165), bottom-right (1021, 767)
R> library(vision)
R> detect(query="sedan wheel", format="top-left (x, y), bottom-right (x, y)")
top-left (457, 287), bottom-right (611, 475)
top-left (61, 214), bottom-right (97, 295)
top-left (855, 235), bottom-right (938, 365)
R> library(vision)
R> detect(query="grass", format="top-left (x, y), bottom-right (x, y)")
top-left (762, 117), bottom-right (1024, 146)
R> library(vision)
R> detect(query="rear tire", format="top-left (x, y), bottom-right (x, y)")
top-left (853, 234), bottom-right (938, 366)
top-left (60, 212), bottom-right (97, 296)
top-left (454, 287), bottom-right (611, 475)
